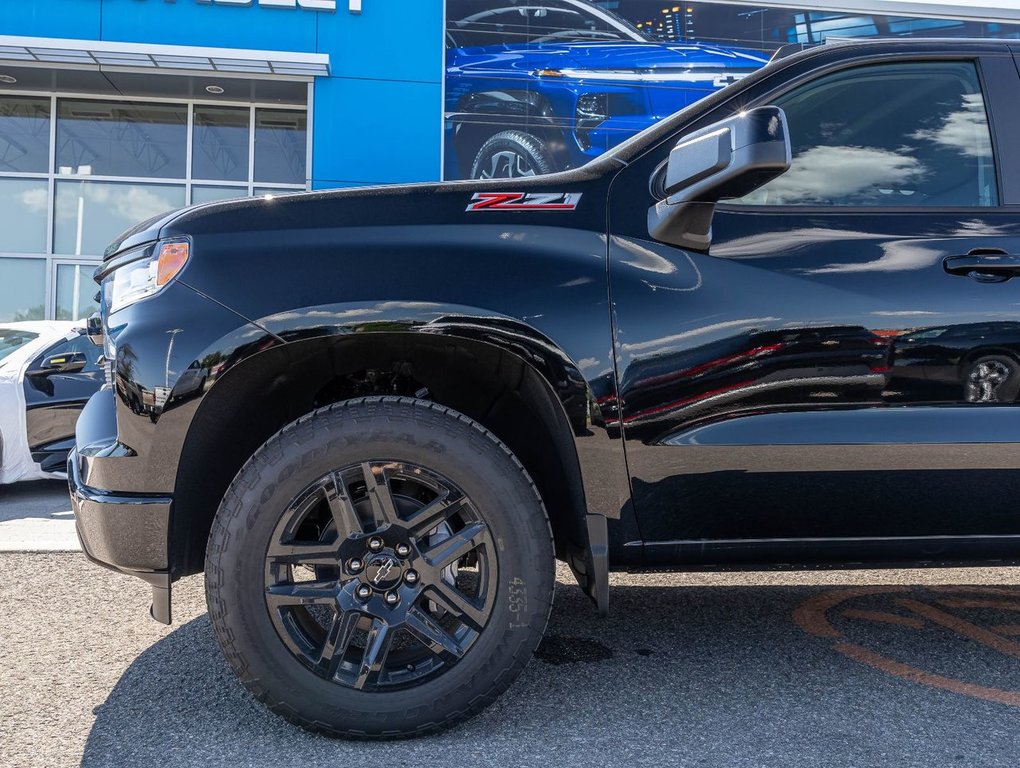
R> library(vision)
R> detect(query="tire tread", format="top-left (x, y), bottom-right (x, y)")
top-left (205, 396), bottom-right (554, 739)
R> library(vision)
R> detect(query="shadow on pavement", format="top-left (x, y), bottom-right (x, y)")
top-left (0, 479), bottom-right (72, 522)
top-left (81, 580), bottom-right (1020, 768)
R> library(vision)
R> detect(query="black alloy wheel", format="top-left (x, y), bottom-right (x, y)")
top-left (964, 355), bottom-right (1020, 403)
top-left (264, 460), bottom-right (497, 691)
top-left (470, 130), bottom-right (556, 180)
top-left (205, 397), bottom-right (554, 739)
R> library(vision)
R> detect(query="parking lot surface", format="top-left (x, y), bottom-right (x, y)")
top-left (2, 485), bottom-right (1019, 767)
top-left (0, 480), bottom-right (78, 551)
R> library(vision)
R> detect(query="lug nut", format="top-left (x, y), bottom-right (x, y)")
top-left (356, 584), bottom-right (372, 600)
top-left (404, 570), bottom-right (419, 585)
top-left (384, 591), bottom-right (400, 606)
top-left (395, 543), bottom-right (411, 558)
top-left (348, 558), bottom-right (364, 574)
top-left (367, 536), bottom-right (384, 552)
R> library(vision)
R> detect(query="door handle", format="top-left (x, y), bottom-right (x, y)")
top-left (944, 249), bottom-right (1020, 281)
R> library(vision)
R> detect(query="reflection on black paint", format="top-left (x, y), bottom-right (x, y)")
top-left (890, 322), bottom-right (1020, 404)
top-left (617, 324), bottom-right (891, 432)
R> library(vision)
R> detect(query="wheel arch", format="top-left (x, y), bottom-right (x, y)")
top-left (171, 319), bottom-right (611, 612)
top-left (448, 92), bottom-right (568, 178)
top-left (961, 347), bottom-right (1020, 368)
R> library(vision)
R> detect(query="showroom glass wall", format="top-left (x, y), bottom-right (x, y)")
top-left (0, 92), bottom-right (309, 322)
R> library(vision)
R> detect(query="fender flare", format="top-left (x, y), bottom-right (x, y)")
top-left (243, 300), bottom-right (620, 614)
top-left (167, 300), bottom-right (621, 613)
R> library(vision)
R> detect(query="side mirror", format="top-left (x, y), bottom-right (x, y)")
top-left (648, 106), bottom-right (791, 251)
top-left (27, 351), bottom-right (88, 377)
top-left (85, 312), bottom-right (104, 348)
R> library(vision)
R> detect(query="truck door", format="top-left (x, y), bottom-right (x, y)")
top-left (608, 52), bottom-right (1020, 566)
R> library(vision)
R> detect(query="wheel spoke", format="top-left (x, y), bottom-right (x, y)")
top-left (267, 542), bottom-right (340, 567)
top-left (362, 463), bottom-right (400, 528)
top-left (319, 609), bottom-right (361, 679)
top-left (424, 582), bottom-right (488, 631)
top-left (353, 618), bottom-right (393, 690)
top-left (405, 492), bottom-right (467, 537)
top-left (325, 471), bottom-right (364, 540)
top-left (405, 605), bottom-right (467, 661)
top-left (423, 522), bottom-right (489, 569)
top-left (265, 458), bottom-right (497, 692)
top-left (266, 580), bottom-right (339, 606)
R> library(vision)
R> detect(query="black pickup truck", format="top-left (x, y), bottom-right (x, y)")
top-left (70, 39), bottom-right (1020, 738)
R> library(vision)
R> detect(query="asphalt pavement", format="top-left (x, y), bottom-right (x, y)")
top-left (0, 479), bottom-right (78, 551)
top-left (2, 484), bottom-right (1020, 767)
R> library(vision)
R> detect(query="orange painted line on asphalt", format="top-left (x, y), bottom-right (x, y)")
top-left (937, 598), bottom-right (1020, 612)
top-left (937, 585), bottom-right (1020, 597)
top-left (841, 609), bottom-right (925, 629)
top-left (896, 598), bottom-right (1020, 660)
top-left (792, 586), bottom-right (909, 639)
top-left (835, 642), bottom-right (1020, 707)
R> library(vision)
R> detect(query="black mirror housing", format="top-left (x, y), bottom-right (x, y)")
top-left (28, 351), bottom-right (88, 377)
top-left (649, 106), bottom-right (792, 251)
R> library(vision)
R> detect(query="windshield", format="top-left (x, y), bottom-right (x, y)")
top-left (0, 328), bottom-right (40, 365)
top-left (448, 0), bottom-right (647, 47)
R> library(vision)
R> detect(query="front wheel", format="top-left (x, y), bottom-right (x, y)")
top-left (964, 355), bottom-right (1020, 402)
top-left (470, 130), bottom-right (556, 179)
top-left (205, 396), bottom-right (554, 738)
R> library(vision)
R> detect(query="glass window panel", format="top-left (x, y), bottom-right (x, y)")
top-left (191, 185), bottom-right (249, 205)
top-left (0, 96), bottom-right (51, 173)
top-left (56, 99), bottom-right (187, 179)
top-left (0, 327), bottom-right (41, 365)
top-left (731, 62), bottom-right (997, 207)
top-left (254, 109), bottom-right (306, 185)
top-left (0, 178), bottom-right (48, 253)
top-left (54, 180), bottom-right (185, 256)
top-left (55, 263), bottom-right (101, 321)
top-left (193, 106), bottom-right (250, 182)
top-left (0, 257), bottom-right (45, 322)
top-left (254, 187), bottom-right (301, 198)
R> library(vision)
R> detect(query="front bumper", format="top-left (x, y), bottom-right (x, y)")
top-left (68, 447), bottom-right (172, 572)
top-left (69, 438), bottom-right (175, 623)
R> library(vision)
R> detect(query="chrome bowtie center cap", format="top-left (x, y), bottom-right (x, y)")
top-left (365, 554), bottom-right (403, 591)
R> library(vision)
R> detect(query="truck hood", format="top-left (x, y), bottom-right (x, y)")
top-left (152, 173), bottom-right (604, 249)
top-left (448, 40), bottom-right (770, 77)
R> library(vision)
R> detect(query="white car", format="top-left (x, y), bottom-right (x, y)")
top-left (0, 322), bottom-right (103, 484)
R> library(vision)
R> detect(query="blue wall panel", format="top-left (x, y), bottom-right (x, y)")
top-left (317, 1), bottom-right (444, 83)
top-left (0, 0), bottom-right (102, 39)
top-left (100, 0), bottom-right (318, 53)
top-left (0, 0), bottom-right (446, 187)
top-left (311, 77), bottom-right (442, 187)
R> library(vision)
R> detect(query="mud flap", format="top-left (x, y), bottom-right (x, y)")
top-left (567, 513), bottom-right (610, 617)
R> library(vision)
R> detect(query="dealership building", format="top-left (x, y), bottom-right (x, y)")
top-left (1, 0), bottom-right (1019, 322)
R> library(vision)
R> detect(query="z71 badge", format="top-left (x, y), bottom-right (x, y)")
top-left (466, 192), bottom-right (582, 211)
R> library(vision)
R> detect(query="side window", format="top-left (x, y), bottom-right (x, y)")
top-left (731, 61), bottom-right (997, 207)
top-left (41, 333), bottom-right (102, 373)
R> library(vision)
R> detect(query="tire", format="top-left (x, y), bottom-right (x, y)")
top-left (470, 130), bottom-right (556, 179)
top-left (205, 396), bottom-right (554, 739)
top-left (964, 355), bottom-right (1020, 403)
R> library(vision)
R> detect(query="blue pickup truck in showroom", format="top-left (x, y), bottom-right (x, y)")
top-left (444, 0), bottom-right (770, 178)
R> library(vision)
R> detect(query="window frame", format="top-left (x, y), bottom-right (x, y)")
top-left (0, 88), bottom-right (312, 321)
top-left (713, 53), bottom-right (1020, 214)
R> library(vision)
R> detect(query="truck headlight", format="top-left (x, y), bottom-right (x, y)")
top-left (575, 93), bottom-right (609, 150)
top-left (99, 238), bottom-right (190, 315)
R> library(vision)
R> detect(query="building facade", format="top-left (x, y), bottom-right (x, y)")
top-left (0, 0), bottom-right (445, 322)
top-left (3, 0), bottom-right (1020, 322)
